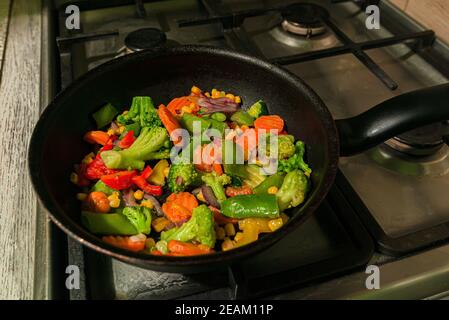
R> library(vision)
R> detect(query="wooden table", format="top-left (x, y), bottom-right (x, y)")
top-left (0, 0), bottom-right (42, 299)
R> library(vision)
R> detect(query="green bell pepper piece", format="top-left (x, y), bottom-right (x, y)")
top-left (81, 211), bottom-right (138, 235)
top-left (90, 180), bottom-right (115, 196)
top-left (180, 113), bottom-right (211, 134)
top-left (92, 103), bottom-right (118, 129)
top-left (230, 110), bottom-right (254, 126)
top-left (221, 194), bottom-right (280, 219)
top-left (211, 112), bottom-right (227, 122)
top-left (253, 172), bottom-right (285, 194)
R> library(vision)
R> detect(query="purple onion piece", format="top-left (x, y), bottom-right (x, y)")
top-left (201, 185), bottom-right (220, 208)
top-left (197, 97), bottom-right (239, 114)
top-left (123, 189), bottom-right (137, 206)
top-left (143, 194), bottom-right (164, 216)
top-left (110, 121), bottom-right (119, 131)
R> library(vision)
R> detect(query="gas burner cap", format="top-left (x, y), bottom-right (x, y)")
top-left (124, 28), bottom-right (167, 52)
top-left (281, 3), bottom-right (329, 37)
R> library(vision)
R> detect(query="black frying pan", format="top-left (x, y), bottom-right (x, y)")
top-left (28, 45), bottom-right (449, 273)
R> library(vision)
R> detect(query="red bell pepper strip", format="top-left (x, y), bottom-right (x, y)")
top-left (101, 170), bottom-right (137, 190)
top-left (84, 156), bottom-right (117, 180)
top-left (118, 130), bottom-right (135, 149)
top-left (141, 165), bottom-right (153, 180)
top-left (131, 175), bottom-right (163, 196)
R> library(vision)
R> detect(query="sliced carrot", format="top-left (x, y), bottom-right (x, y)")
top-left (162, 192), bottom-right (198, 224)
top-left (213, 163), bottom-right (223, 176)
top-left (167, 240), bottom-right (212, 256)
top-left (167, 96), bottom-right (199, 116)
top-left (254, 115), bottom-right (284, 132)
top-left (158, 104), bottom-right (182, 144)
top-left (102, 235), bottom-right (146, 252)
top-left (83, 131), bottom-right (110, 145)
top-left (86, 191), bottom-right (110, 213)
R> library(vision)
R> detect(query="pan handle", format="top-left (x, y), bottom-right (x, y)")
top-left (336, 83), bottom-right (449, 156)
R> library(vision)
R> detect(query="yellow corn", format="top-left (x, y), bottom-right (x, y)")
top-left (191, 86), bottom-right (201, 94)
top-left (305, 171), bottom-right (311, 178)
top-left (234, 96), bottom-right (241, 104)
top-left (140, 199), bottom-right (154, 209)
top-left (81, 152), bottom-right (95, 164)
top-left (122, 110), bottom-right (128, 115)
top-left (267, 186), bottom-right (278, 194)
top-left (152, 217), bottom-right (170, 233)
top-left (118, 126), bottom-right (126, 134)
top-left (181, 105), bottom-right (192, 114)
top-left (240, 125), bottom-right (249, 131)
top-left (70, 173), bottom-right (78, 185)
top-left (133, 190), bottom-right (144, 200)
top-left (205, 92), bottom-right (211, 97)
top-left (234, 232), bottom-right (244, 242)
top-left (268, 218), bottom-right (283, 232)
top-left (220, 91), bottom-right (226, 97)
top-left (215, 227), bottom-right (225, 240)
top-left (211, 88), bottom-right (218, 95)
top-left (196, 191), bottom-right (206, 203)
top-left (76, 193), bottom-right (87, 201)
top-left (222, 238), bottom-right (235, 251)
top-left (107, 128), bottom-right (115, 136)
top-left (212, 89), bottom-right (221, 98)
top-left (224, 223), bottom-right (236, 237)
top-left (225, 93), bottom-right (235, 100)
top-left (145, 237), bottom-right (156, 249)
top-left (108, 192), bottom-right (121, 208)
top-left (163, 167), bottom-right (170, 178)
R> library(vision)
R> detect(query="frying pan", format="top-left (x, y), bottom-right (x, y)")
top-left (28, 45), bottom-right (449, 273)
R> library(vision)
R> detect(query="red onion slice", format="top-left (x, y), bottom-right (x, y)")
top-left (143, 194), bottom-right (164, 217)
top-left (201, 185), bottom-right (221, 208)
top-left (123, 188), bottom-right (137, 206)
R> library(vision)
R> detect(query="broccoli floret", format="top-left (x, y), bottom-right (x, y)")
top-left (278, 134), bottom-right (296, 159)
top-left (101, 126), bottom-right (170, 170)
top-left (167, 163), bottom-right (203, 193)
top-left (161, 205), bottom-right (216, 248)
top-left (247, 100), bottom-right (268, 119)
top-left (276, 170), bottom-right (309, 211)
top-left (122, 206), bottom-right (152, 234)
top-left (243, 164), bottom-right (267, 189)
top-left (201, 172), bottom-right (232, 203)
top-left (278, 140), bottom-right (312, 176)
top-left (117, 96), bottom-right (162, 129)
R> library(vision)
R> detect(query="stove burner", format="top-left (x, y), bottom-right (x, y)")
top-left (124, 28), bottom-right (167, 53)
top-left (385, 122), bottom-right (449, 157)
top-left (281, 3), bottom-right (329, 37)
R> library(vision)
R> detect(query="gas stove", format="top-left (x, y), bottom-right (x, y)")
top-left (43, 0), bottom-right (449, 299)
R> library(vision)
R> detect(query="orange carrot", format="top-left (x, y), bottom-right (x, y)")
top-left (213, 163), bottom-right (223, 175)
top-left (167, 240), bottom-right (212, 256)
top-left (162, 192), bottom-right (198, 224)
top-left (83, 131), bottom-right (110, 145)
top-left (167, 96), bottom-right (198, 116)
top-left (86, 191), bottom-right (110, 213)
top-left (102, 234), bottom-right (146, 252)
top-left (158, 104), bottom-right (182, 144)
top-left (254, 115), bottom-right (284, 132)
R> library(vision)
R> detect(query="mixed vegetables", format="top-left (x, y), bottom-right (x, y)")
top-left (72, 86), bottom-right (311, 256)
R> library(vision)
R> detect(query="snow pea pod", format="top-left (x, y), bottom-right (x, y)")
top-left (221, 194), bottom-right (279, 219)
top-left (81, 211), bottom-right (137, 235)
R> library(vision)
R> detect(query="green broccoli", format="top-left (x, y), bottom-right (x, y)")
top-left (167, 163), bottom-right (203, 193)
top-left (101, 126), bottom-right (170, 170)
top-left (276, 170), bottom-right (309, 211)
top-left (247, 100), bottom-right (268, 118)
top-left (278, 140), bottom-right (312, 176)
top-left (201, 172), bottom-right (232, 203)
top-left (278, 134), bottom-right (296, 159)
top-left (161, 205), bottom-right (216, 248)
top-left (117, 96), bottom-right (162, 129)
top-left (122, 206), bottom-right (152, 234)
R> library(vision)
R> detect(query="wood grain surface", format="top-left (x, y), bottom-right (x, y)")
top-left (0, 0), bottom-right (11, 82)
top-left (0, 0), bottom-right (42, 299)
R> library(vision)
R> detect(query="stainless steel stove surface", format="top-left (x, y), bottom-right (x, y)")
top-left (51, 0), bottom-right (449, 299)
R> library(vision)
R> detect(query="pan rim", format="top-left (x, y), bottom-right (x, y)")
top-left (28, 45), bottom-right (339, 269)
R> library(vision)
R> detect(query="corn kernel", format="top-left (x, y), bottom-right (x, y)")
top-left (234, 232), bottom-right (244, 242)
top-left (76, 193), bottom-right (87, 201)
top-left (107, 129), bottom-right (115, 136)
top-left (108, 192), bottom-right (121, 208)
top-left (234, 96), bottom-right (241, 104)
top-left (240, 125), bottom-right (249, 131)
top-left (224, 223), bottom-right (236, 237)
top-left (268, 218), bottom-right (283, 232)
top-left (225, 93), bottom-right (235, 100)
top-left (140, 199), bottom-right (154, 209)
top-left (152, 217), bottom-right (170, 233)
top-left (181, 105), bottom-right (192, 114)
top-left (305, 171), bottom-right (311, 178)
top-left (211, 88), bottom-right (218, 95)
top-left (145, 237), bottom-right (156, 249)
top-left (205, 92), bottom-right (211, 97)
top-left (133, 190), bottom-right (144, 200)
top-left (196, 191), bottom-right (206, 203)
top-left (118, 126), bottom-right (126, 134)
top-left (81, 152), bottom-right (95, 164)
top-left (216, 227), bottom-right (225, 240)
top-left (222, 238), bottom-right (235, 251)
top-left (70, 172), bottom-right (78, 185)
top-left (220, 91), bottom-right (226, 97)
top-left (267, 186), bottom-right (278, 194)
top-left (122, 110), bottom-right (128, 115)
top-left (163, 167), bottom-right (170, 178)
top-left (191, 86), bottom-right (201, 94)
